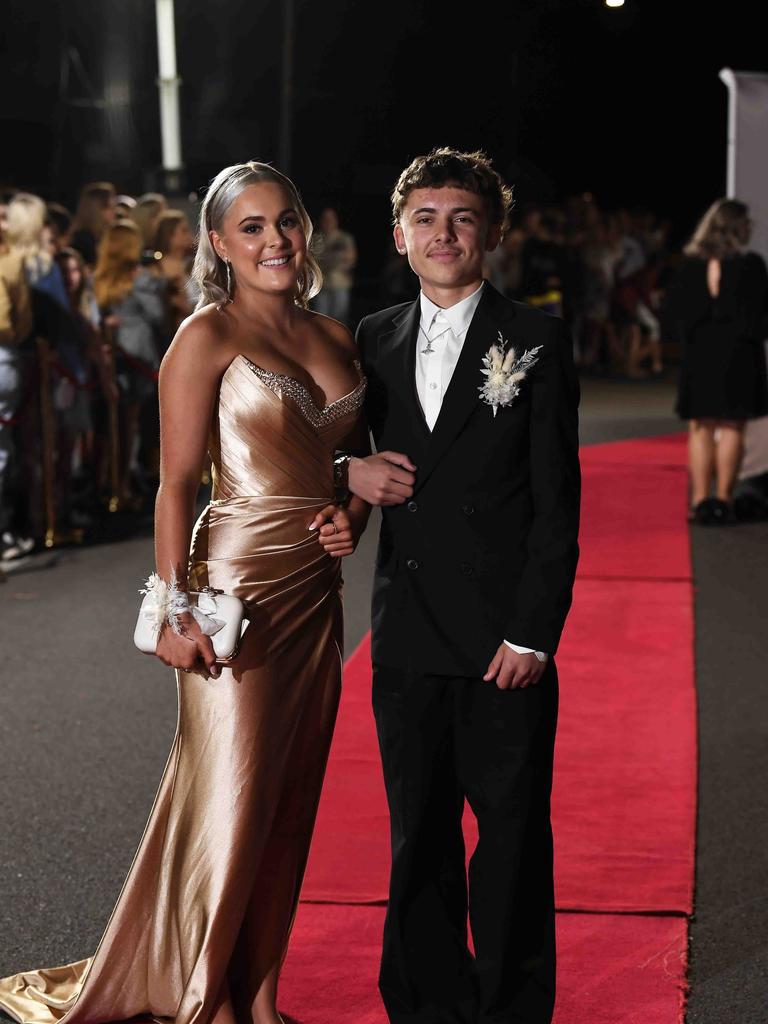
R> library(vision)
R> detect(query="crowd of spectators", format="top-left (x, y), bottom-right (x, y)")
top-left (0, 182), bottom-right (199, 565)
top-left (0, 181), bottom-right (679, 567)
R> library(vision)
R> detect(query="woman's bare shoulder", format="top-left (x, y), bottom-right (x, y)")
top-left (304, 307), bottom-right (358, 359)
top-left (161, 303), bottom-right (239, 379)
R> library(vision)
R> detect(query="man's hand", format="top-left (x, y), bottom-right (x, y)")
top-left (483, 643), bottom-right (547, 690)
top-left (348, 452), bottom-right (417, 506)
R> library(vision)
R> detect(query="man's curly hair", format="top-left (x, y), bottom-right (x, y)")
top-left (391, 147), bottom-right (514, 233)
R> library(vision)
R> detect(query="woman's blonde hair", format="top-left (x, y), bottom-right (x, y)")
top-left (684, 198), bottom-right (751, 260)
top-left (6, 192), bottom-right (51, 279)
top-left (191, 161), bottom-right (322, 310)
top-left (93, 220), bottom-right (142, 310)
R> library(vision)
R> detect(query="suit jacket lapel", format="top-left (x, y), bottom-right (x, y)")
top-left (415, 283), bottom-right (517, 492)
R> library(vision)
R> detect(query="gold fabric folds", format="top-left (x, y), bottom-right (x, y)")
top-left (0, 355), bottom-right (365, 1024)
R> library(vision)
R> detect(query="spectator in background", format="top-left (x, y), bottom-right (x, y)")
top-left (7, 192), bottom-right (77, 540)
top-left (0, 200), bottom-right (33, 562)
top-left (94, 220), bottom-right (166, 506)
top-left (561, 222), bottom-right (588, 363)
top-left (115, 194), bottom-right (137, 219)
top-left (581, 215), bottom-right (622, 371)
top-left (380, 238), bottom-right (416, 307)
top-left (0, 191), bottom-right (14, 237)
top-left (51, 247), bottom-right (101, 528)
top-left (70, 182), bottom-right (116, 267)
top-left (6, 193), bottom-right (69, 309)
top-left (311, 206), bottom-right (357, 324)
top-left (45, 203), bottom-right (73, 255)
top-left (667, 198), bottom-right (768, 524)
top-left (612, 211), bottom-right (663, 378)
top-left (154, 209), bottom-right (196, 335)
top-left (519, 209), bottom-right (565, 316)
top-left (132, 192), bottom-right (167, 249)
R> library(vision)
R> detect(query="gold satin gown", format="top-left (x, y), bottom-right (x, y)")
top-left (0, 354), bottom-right (367, 1024)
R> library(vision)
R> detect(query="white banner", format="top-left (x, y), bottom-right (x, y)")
top-left (720, 68), bottom-right (768, 477)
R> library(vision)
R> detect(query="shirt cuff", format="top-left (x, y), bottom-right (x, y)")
top-left (504, 640), bottom-right (548, 663)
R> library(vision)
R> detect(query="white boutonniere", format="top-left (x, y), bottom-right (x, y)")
top-left (478, 331), bottom-right (542, 417)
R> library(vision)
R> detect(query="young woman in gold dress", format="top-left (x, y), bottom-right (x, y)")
top-left (0, 162), bottom-right (370, 1024)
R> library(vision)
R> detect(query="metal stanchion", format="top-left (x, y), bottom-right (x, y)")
top-left (101, 322), bottom-right (122, 513)
top-left (36, 337), bottom-right (57, 548)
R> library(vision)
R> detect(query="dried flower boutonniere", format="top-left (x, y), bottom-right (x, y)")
top-left (478, 331), bottom-right (542, 417)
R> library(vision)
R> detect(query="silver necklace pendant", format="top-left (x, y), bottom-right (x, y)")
top-left (419, 325), bottom-right (435, 355)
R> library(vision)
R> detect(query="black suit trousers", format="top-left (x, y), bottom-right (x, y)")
top-left (372, 661), bottom-right (558, 1024)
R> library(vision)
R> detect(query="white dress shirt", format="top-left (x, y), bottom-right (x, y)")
top-left (416, 282), bottom-right (548, 663)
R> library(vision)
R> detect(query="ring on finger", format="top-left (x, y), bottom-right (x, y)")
top-left (331, 520), bottom-right (339, 534)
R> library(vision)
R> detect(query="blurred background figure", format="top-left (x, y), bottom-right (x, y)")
top-left (311, 206), bottom-right (357, 324)
top-left (154, 209), bottom-right (197, 334)
top-left (53, 246), bottom-right (112, 530)
top-left (519, 207), bottom-right (565, 316)
top-left (379, 238), bottom-right (416, 307)
top-left (44, 202), bottom-right (74, 256)
top-left (666, 198), bottom-right (768, 524)
top-left (6, 191), bottom-right (74, 541)
top-left (581, 214), bottom-right (623, 372)
top-left (93, 219), bottom-right (166, 507)
top-left (115, 194), bottom-right (138, 219)
top-left (131, 192), bottom-right (168, 249)
top-left (69, 181), bottom-right (116, 268)
top-left (0, 192), bottom-right (33, 562)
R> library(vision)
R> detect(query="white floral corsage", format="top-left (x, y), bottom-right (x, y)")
top-left (478, 331), bottom-right (542, 417)
top-left (139, 570), bottom-right (224, 638)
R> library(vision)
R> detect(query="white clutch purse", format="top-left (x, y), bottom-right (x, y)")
top-left (134, 585), bottom-right (249, 663)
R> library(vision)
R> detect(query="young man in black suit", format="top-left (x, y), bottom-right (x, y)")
top-left (342, 148), bottom-right (581, 1024)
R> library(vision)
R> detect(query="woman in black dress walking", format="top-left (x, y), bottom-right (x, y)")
top-left (669, 199), bottom-right (768, 523)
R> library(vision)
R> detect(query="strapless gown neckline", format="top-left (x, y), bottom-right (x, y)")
top-left (238, 355), bottom-right (365, 432)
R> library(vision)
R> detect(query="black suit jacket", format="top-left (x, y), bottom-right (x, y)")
top-left (356, 282), bottom-right (581, 677)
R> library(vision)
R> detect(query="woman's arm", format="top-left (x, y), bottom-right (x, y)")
top-left (153, 313), bottom-right (230, 676)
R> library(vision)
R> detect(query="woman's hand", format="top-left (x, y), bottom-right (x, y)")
top-left (309, 504), bottom-right (359, 557)
top-left (155, 612), bottom-right (221, 678)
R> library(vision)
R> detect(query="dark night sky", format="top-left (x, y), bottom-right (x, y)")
top-left (1, 0), bottom-right (764, 273)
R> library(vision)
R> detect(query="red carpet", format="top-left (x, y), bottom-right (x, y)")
top-left (580, 432), bottom-right (689, 470)
top-left (289, 434), bottom-right (695, 1021)
top-left (281, 905), bottom-right (689, 1024)
top-left (578, 463), bottom-right (691, 580)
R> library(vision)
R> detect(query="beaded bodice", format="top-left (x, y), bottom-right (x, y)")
top-left (241, 357), bottom-right (366, 431)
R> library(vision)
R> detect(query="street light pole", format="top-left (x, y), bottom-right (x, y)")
top-left (155, 0), bottom-right (183, 192)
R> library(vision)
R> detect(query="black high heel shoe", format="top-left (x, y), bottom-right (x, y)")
top-left (689, 497), bottom-right (735, 526)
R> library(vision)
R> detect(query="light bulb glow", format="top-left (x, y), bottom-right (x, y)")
top-left (606, 0), bottom-right (625, 7)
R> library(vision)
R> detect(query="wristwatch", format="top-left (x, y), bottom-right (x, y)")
top-left (333, 454), bottom-right (353, 506)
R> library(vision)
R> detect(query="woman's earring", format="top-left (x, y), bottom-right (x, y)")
top-left (225, 260), bottom-right (233, 301)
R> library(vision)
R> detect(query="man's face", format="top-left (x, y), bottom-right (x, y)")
top-left (394, 186), bottom-right (500, 291)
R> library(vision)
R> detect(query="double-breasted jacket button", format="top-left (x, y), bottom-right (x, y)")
top-left (461, 504), bottom-right (475, 516)
top-left (406, 558), bottom-right (420, 570)
top-left (407, 500), bottom-right (418, 512)
top-left (459, 562), bottom-right (474, 576)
